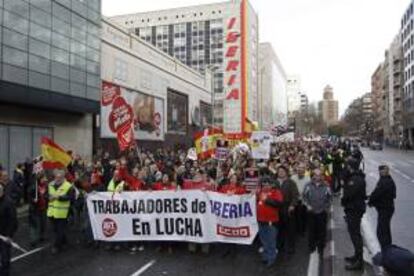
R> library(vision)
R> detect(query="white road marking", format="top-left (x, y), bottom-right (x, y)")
top-left (307, 251), bottom-right (319, 276)
top-left (11, 246), bottom-right (45, 263)
top-left (130, 260), bottom-right (156, 276)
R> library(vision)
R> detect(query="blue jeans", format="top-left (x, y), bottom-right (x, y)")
top-left (258, 222), bottom-right (278, 264)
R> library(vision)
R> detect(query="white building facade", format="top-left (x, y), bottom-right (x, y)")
top-left (258, 43), bottom-right (288, 130)
top-left (100, 18), bottom-right (212, 150)
top-left (402, 1), bottom-right (414, 145)
top-left (109, 0), bottom-right (259, 137)
top-left (286, 75), bottom-right (302, 119)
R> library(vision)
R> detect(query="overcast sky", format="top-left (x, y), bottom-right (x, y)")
top-left (102, 0), bottom-right (410, 116)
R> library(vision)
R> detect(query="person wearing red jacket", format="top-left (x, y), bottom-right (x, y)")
top-left (120, 167), bottom-right (144, 191)
top-left (257, 177), bottom-right (284, 267)
top-left (152, 174), bottom-right (176, 191)
top-left (219, 174), bottom-right (247, 195)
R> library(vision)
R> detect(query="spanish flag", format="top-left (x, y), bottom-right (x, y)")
top-left (194, 127), bottom-right (222, 160)
top-left (41, 137), bottom-right (72, 169)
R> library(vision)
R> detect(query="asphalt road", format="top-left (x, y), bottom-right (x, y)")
top-left (9, 147), bottom-right (413, 276)
top-left (362, 147), bottom-right (414, 252)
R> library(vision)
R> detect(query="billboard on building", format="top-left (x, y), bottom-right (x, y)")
top-left (101, 81), bottom-right (164, 141)
top-left (167, 89), bottom-right (188, 134)
top-left (223, 2), bottom-right (244, 136)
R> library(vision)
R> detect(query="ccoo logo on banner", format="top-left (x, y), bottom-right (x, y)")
top-left (87, 190), bottom-right (258, 244)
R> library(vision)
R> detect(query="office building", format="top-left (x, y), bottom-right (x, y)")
top-left (0, 0), bottom-right (101, 173)
top-left (109, 0), bottom-right (259, 136)
top-left (383, 35), bottom-right (404, 144)
top-left (401, 1), bottom-right (414, 145)
top-left (258, 42), bottom-right (287, 130)
top-left (286, 75), bottom-right (301, 119)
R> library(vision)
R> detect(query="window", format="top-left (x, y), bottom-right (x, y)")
top-left (3, 28), bottom-right (28, 51)
top-left (87, 60), bottom-right (100, 74)
top-left (72, 27), bottom-right (87, 43)
top-left (70, 54), bottom-right (86, 71)
top-left (30, 6), bottom-right (51, 27)
top-left (4, 10), bottom-right (29, 35)
top-left (52, 16), bottom-right (71, 37)
top-left (52, 2), bottom-right (71, 23)
top-left (29, 54), bottom-right (50, 74)
top-left (52, 32), bottom-right (70, 51)
top-left (114, 58), bottom-right (128, 82)
top-left (4, 0), bottom-right (29, 18)
top-left (3, 46), bottom-right (28, 67)
top-left (29, 38), bottom-right (50, 59)
top-left (51, 47), bottom-right (70, 64)
top-left (30, 22), bottom-right (51, 43)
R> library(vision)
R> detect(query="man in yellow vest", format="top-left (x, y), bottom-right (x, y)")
top-left (107, 170), bottom-right (124, 193)
top-left (47, 169), bottom-right (75, 254)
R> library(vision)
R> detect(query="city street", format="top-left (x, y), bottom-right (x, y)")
top-left (362, 147), bottom-right (414, 252)
top-left (10, 219), bottom-right (310, 276)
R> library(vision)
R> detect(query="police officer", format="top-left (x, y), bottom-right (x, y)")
top-left (341, 158), bottom-right (367, 270)
top-left (47, 169), bottom-right (75, 254)
top-left (368, 165), bottom-right (396, 249)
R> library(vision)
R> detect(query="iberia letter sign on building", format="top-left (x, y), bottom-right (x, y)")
top-left (223, 0), bottom-right (257, 138)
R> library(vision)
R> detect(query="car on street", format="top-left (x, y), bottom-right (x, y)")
top-left (370, 141), bottom-right (383, 150)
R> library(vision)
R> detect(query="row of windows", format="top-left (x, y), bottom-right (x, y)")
top-left (1, 63), bottom-right (99, 99)
top-left (3, 0), bottom-right (100, 26)
top-left (2, 45), bottom-right (100, 87)
top-left (402, 3), bottom-right (414, 27)
top-left (124, 10), bottom-right (223, 25)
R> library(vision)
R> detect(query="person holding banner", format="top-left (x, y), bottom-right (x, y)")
top-left (257, 177), bottom-right (284, 267)
top-left (0, 182), bottom-right (18, 276)
top-left (153, 174), bottom-right (177, 254)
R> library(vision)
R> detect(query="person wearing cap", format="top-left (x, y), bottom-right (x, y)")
top-left (368, 165), bottom-right (396, 249)
top-left (341, 158), bottom-right (367, 270)
top-left (256, 176), bottom-right (284, 267)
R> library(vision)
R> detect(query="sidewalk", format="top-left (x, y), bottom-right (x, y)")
top-left (332, 197), bottom-right (378, 276)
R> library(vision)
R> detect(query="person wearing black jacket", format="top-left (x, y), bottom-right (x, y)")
top-left (341, 158), bottom-right (367, 270)
top-left (0, 183), bottom-right (18, 276)
top-left (368, 165), bottom-right (396, 249)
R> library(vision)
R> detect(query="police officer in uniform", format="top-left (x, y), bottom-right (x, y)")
top-left (47, 169), bottom-right (75, 254)
top-left (341, 158), bottom-right (367, 270)
top-left (368, 165), bottom-right (396, 249)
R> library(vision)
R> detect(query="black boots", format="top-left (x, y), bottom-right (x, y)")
top-left (345, 256), bottom-right (364, 271)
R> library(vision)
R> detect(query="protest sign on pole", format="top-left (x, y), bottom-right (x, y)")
top-left (87, 190), bottom-right (258, 244)
top-left (215, 139), bottom-right (229, 160)
top-left (250, 131), bottom-right (272, 159)
top-left (243, 168), bottom-right (259, 193)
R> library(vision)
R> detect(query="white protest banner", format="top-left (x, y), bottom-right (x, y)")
top-left (250, 131), bottom-right (272, 159)
top-left (87, 191), bottom-right (258, 244)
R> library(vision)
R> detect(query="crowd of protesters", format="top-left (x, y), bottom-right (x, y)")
top-left (4, 138), bottom-right (406, 276)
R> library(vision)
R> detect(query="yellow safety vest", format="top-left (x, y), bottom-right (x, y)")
top-left (47, 181), bottom-right (72, 219)
top-left (107, 179), bottom-right (124, 192)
